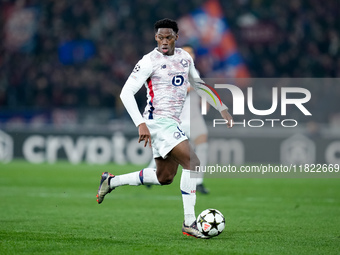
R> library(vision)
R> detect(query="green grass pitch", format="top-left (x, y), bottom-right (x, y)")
top-left (1, 161), bottom-right (339, 255)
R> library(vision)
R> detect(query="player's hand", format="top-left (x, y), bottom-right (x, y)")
top-left (138, 123), bottom-right (152, 147)
top-left (220, 109), bottom-right (233, 128)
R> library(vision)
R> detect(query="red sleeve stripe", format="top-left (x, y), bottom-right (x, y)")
top-left (199, 82), bottom-right (223, 105)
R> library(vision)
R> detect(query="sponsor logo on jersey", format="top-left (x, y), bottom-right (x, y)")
top-left (168, 71), bottom-right (186, 76)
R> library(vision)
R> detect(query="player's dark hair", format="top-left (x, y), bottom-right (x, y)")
top-left (154, 18), bottom-right (179, 34)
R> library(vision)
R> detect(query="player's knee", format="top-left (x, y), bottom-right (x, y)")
top-left (158, 176), bottom-right (174, 185)
top-left (190, 156), bottom-right (200, 169)
top-left (157, 173), bottom-right (175, 185)
top-left (181, 155), bottom-right (200, 170)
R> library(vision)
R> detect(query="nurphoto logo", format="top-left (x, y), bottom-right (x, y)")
top-left (201, 84), bottom-right (312, 128)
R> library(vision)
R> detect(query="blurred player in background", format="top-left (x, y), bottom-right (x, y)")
top-left (96, 18), bottom-right (233, 239)
top-left (145, 45), bottom-right (210, 194)
top-left (180, 45), bottom-right (210, 194)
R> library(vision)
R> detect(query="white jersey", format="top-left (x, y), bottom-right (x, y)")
top-left (141, 48), bottom-right (190, 122)
top-left (120, 47), bottom-right (228, 127)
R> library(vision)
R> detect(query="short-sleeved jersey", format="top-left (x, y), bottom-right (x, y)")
top-left (130, 47), bottom-right (192, 123)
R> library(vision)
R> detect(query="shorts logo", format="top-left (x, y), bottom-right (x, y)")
top-left (180, 59), bottom-right (188, 67)
top-left (133, 64), bottom-right (140, 73)
top-left (173, 132), bottom-right (181, 139)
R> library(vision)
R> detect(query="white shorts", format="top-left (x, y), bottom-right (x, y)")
top-left (146, 118), bottom-right (188, 159)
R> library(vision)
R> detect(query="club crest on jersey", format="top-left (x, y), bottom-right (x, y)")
top-left (133, 64), bottom-right (140, 73)
top-left (180, 59), bottom-right (188, 67)
top-left (161, 64), bottom-right (166, 69)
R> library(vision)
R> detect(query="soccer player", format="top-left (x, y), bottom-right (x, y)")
top-left (96, 18), bottom-right (233, 239)
top-left (145, 45), bottom-right (210, 194)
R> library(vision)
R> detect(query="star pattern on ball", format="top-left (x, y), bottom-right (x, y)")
top-left (209, 218), bottom-right (219, 229)
top-left (198, 215), bottom-right (205, 225)
top-left (209, 209), bottom-right (217, 217)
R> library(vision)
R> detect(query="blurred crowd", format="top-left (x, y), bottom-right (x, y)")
top-left (225, 0), bottom-right (340, 78)
top-left (0, 0), bottom-right (339, 124)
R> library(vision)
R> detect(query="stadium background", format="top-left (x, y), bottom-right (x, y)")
top-left (0, 0), bottom-right (339, 165)
top-left (1, 1), bottom-right (340, 255)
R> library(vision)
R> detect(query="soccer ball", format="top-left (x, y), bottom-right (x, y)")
top-left (197, 209), bottom-right (225, 237)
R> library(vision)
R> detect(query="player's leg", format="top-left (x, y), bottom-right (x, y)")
top-left (167, 140), bottom-right (207, 238)
top-left (97, 120), bottom-right (162, 204)
top-left (96, 167), bottom-right (161, 204)
top-left (168, 140), bottom-right (199, 224)
top-left (145, 158), bottom-right (157, 188)
top-left (108, 147), bottom-right (179, 188)
top-left (96, 158), bottom-right (161, 204)
top-left (97, 154), bottom-right (180, 204)
top-left (154, 156), bottom-right (179, 185)
top-left (96, 144), bottom-right (178, 204)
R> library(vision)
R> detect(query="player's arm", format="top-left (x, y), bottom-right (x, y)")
top-left (120, 57), bottom-right (153, 146)
top-left (188, 62), bottom-right (233, 128)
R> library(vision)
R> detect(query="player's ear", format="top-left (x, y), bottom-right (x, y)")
top-left (175, 34), bottom-right (179, 41)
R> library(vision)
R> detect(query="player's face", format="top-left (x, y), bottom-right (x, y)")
top-left (155, 28), bottom-right (178, 56)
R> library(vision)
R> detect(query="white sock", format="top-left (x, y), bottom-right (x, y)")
top-left (180, 169), bottom-right (198, 226)
top-left (110, 168), bottom-right (160, 188)
top-left (141, 168), bottom-right (160, 185)
top-left (195, 143), bottom-right (208, 185)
